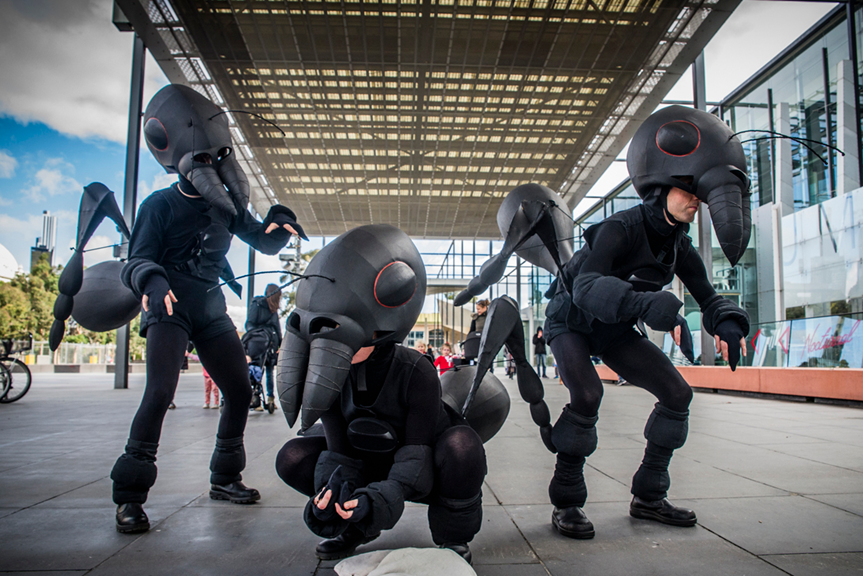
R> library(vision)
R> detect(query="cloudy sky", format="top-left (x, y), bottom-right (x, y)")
top-left (0, 0), bottom-right (837, 325)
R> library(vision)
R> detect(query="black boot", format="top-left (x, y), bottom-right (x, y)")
top-left (209, 481), bottom-right (261, 504)
top-left (630, 496), bottom-right (697, 527)
top-left (552, 506), bottom-right (595, 539)
top-left (315, 525), bottom-right (380, 560)
top-left (116, 503), bottom-right (149, 533)
top-left (440, 542), bottom-right (472, 564)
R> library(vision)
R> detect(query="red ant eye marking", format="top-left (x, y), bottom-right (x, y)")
top-left (656, 120), bottom-right (700, 157)
top-left (144, 118), bottom-right (169, 151)
top-left (374, 261), bottom-right (416, 308)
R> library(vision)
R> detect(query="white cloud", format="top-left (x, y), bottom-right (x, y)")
top-left (22, 158), bottom-right (82, 202)
top-left (0, 150), bottom-right (17, 178)
top-left (0, 212), bottom-right (43, 268)
top-left (0, 0), bottom-right (168, 144)
top-left (226, 303), bottom-right (248, 332)
top-left (67, 234), bottom-right (116, 268)
top-left (136, 171), bottom-right (178, 201)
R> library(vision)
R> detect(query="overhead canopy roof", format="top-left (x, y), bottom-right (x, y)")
top-left (117, 0), bottom-right (740, 238)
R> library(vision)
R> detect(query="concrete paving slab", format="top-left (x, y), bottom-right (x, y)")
top-left (0, 572), bottom-right (88, 576)
top-left (85, 505), bottom-right (322, 576)
top-left (0, 505), bottom-right (177, 571)
top-left (2, 373), bottom-right (862, 575)
top-left (693, 495), bottom-right (863, 555)
top-left (764, 552), bottom-right (863, 575)
top-left (506, 502), bottom-right (788, 576)
top-left (757, 440), bottom-right (863, 473)
top-left (806, 493), bottom-right (863, 517)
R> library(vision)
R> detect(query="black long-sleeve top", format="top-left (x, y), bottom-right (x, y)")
top-left (545, 204), bottom-right (749, 341)
top-left (579, 208), bottom-right (716, 304)
top-left (319, 344), bottom-right (445, 458)
top-left (121, 180), bottom-right (292, 297)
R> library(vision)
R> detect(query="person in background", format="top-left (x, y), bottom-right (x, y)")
top-left (533, 328), bottom-right (548, 378)
top-left (433, 342), bottom-right (455, 376)
top-left (186, 350), bottom-right (219, 409)
top-left (245, 284), bottom-right (283, 413)
top-left (468, 300), bottom-right (490, 334)
top-left (415, 340), bottom-right (435, 365)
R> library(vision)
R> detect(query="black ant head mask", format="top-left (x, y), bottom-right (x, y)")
top-left (143, 84), bottom-right (248, 215)
top-left (277, 225), bottom-right (427, 430)
top-left (497, 183), bottom-right (574, 274)
top-left (627, 105), bottom-right (752, 266)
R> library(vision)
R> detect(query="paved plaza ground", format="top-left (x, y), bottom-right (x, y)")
top-left (0, 370), bottom-right (861, 575)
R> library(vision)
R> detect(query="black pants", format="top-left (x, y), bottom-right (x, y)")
top-left (547, 329), bottom-right (693, 507)
top-left (111, 322), bottom-right (252, 504)
top-left (276, 426), bottom-right (486, 543)
top-left (550, 329), bottom-right (692, 416)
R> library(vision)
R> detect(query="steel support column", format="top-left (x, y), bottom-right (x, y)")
top-left (693, 52), bottom-right (715, 366)
top-left (848, 1), bottom-right (863, 183)
top-left (247, 245), bottom-right (256, 311)
top-left (115, 32), bottom-right (145, 390)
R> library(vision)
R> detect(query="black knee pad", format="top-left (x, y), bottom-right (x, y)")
top-left (548, 452), bottom-right (587, 508)
top-left (210, 436), bottom-right (246, 485)
top-left (428, 492), bottom-right (482, 545)
top-left (111, 439), bottom-right (159, 504)
top-left (551, 405), bottom-right (598, 457)
top-left (643, 403), bottom-right (689, 449)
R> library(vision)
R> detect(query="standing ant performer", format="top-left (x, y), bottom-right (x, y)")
top-left (543, 106), bottom-right (750, 538)
top-left (111, 84), bottom-right (307, 534)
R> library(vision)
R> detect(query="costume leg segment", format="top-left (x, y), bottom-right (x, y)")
top-left (631, 404), bottom-right (689, 501)
top-left (209, 436), bottom-right (245, 485)
top-left (600, 335), bottom-right (693, 500)
top-left (195, 331), bottom-right (260, 499)
top-left (428, 426), bottom-right (486, 546)
top-left (113, 322), bottom-right (188, 505)
top-left (111, 439), bottom-right (159, 504)
top-left (548, 406), bottom-right (598, 509)
top-left (600, 337), bottom-right (696, 525)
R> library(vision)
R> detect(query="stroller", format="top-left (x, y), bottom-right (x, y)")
top-left (504, 349), bottom-right (516, 379)
top-left (241, 327), bottom-right (276, 414)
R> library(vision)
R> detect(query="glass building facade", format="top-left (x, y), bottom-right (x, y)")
top-left (570, 5), bottom-right (863, 367)
top-left (719, 6), bottom-right (863, 212)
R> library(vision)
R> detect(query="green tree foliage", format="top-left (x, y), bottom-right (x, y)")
top-left (0, 253), bottom-right (57, 338)
top-left (0, 254), bottom-right (142, 349)
top-left (0, 279), bottom-right (30, 337)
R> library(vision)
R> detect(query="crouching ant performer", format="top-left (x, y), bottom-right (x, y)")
top-left (111, 84), bottom-right (308, 533)
top-left (545, 105), bottom-right (751, 538)
top-left (275, 225), bottom-right (487, 563)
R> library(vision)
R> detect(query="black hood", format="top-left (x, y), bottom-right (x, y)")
top-left (627, 106), bottom-right (751, 266)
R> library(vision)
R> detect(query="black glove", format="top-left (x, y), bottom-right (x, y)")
top-left (636, 291), bottom-right (683, 332)
top-left (342, 493), bottom-right (372, 523)
top-left (143, 274), bottom-right (172, 322)
top-left (312, 465), bottom-right (355, 522)
top-left (674, 314), bottom-right (695, 364)
top-left (714, 319), bottom-right (745, 371)
top-left (263, 205), bottom-right (308, 240)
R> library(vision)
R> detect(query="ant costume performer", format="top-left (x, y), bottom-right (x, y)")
top-left (454, 105), bottom-right (752, 539)
top-left (110, 85), bottom-right (308, 534)
top-left (543, 106), bottom-right (751, 538)
top-left (275, 225), bottom-right (487, 563)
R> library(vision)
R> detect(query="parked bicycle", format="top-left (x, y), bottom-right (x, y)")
top-left (1, 333), bottom-right (33, 403)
